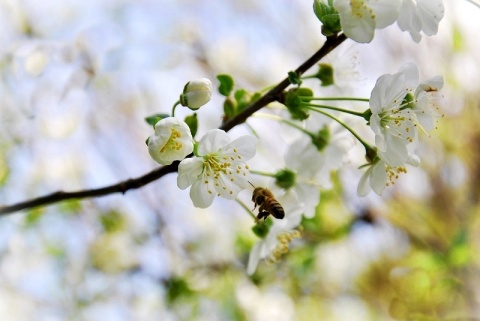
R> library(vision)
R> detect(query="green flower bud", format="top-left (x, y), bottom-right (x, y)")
top-left (313, 0), bottom-right (341, 37)
top-left (179, 78), bottom-right (212, 110)
top-left (275, 169), bottom-right (297, 189)
top-left (316, 63), bottom-right (334, 87)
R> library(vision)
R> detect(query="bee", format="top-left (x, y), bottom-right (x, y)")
top-left (250, 184), bottom-right (285, 221)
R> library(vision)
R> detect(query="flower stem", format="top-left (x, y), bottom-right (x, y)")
top-left (235, 198), bottom-right (256, 220)
top-left (303, 103), bottom-right (365, 117)
top-left (171, 101), bottom-right (181, 117)
top-left (253, 113), bottom-right (314, 138)
top-left (308, 107), bottom-right (374, 153)
top-left (250, 169), bottom-right (277, 177)
top-left (307, 97), bottom-right (370, 103)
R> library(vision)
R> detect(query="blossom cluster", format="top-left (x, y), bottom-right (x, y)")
top-left (143, 1), bottom-right (446, 275)
top-left (359, 63), bottom-right (443, 196)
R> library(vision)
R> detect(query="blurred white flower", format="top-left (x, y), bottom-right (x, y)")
top-left (148, 117), bottom-right (194, 165)
top-left (282, 138), bottom-right (323, 219)
top-left (369, 69), bottom-right (417, 167)
top-left (334, 0), bottom-right (401, 43)
top-left (247, 193), bottom-right (303, 275)
top-left (179, 78), bottom-right (212, 110)
top-left (397, 0), bottom-right (445, 42)
top-left (177, 129), bottom-right (256, 208)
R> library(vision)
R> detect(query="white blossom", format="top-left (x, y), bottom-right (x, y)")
top-left (177, 129), bottom-right (256, 208)
top-left (397, 0), bottom-right (445, 43)
top-left (247, 192), bottom-right (303, 275)
top-left (179, 78), bottom-right (212, 110)
top-left (334, 0), bottom-right (401, 43)
top-left (147, 117), bottom-right (194, 165)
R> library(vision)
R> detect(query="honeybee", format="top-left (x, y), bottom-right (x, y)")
top-left (251, 185), bottom-right (285, 221)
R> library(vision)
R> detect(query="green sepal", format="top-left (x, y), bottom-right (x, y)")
top-left (288, 71), bottom-right (302, 86)
top-left (184, 113), bottom-right (198, 138)
top-left (217, 74), bottom-right (235, 96)
top-left (362, 108), bottom-right (373, 123)
top-left (145, 113), bottom-right (170, 127)
top-left (275, 168), bottom-right (297, 189)
top-left (193, 142), bottom-right (200, 157)
top-left (311, 126), bottom-right (331, 151)
top-left (252, 218), bottom-right (273, 238)
top-left (284, 87), bottom-right (313, 120)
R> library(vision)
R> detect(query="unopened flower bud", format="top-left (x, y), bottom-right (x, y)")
top-left (179, 78), bottom-right (212, 110)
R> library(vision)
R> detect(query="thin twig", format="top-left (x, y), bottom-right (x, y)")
top-left (0, 33), bottom-right (347, 216)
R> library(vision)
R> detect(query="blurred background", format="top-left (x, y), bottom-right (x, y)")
top-left (0, 0), bottom-right (479, 320)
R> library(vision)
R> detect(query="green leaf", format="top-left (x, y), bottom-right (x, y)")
top-left (184, 113), bottom-right (198, 138)
top-left (145, 113), bottom-right (170, 127)
top-left (217, 74), bottom-right (235, 96)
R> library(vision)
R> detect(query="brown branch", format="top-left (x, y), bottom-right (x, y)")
top-left (0, 34), bottom-right (347, 216)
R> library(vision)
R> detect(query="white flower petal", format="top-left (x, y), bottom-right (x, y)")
top-left (369, 0), bottom-right (401, 28)
top-left (335, 0), bottom-right (376, 43)
top-left (247, 243), bottom-right (262, 275)
top-left (371, 161), bottom-right (388, 195)
top-left (177, 158), bottom-right (204, 189)
top-left (197, 129), bottom-right (230, 155)
top-left (295, 183), bottom-right (320, 219)
top-left (190, 178), bottom-right (215, 208)
top-left (417, 0), bottom-right (445, 36)
top-left (357, 166), bottom-right (373, 197)
top-left (224, 135), bottom-right (257, 160)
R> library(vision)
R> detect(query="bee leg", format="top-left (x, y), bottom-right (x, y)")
top-left (257, 211), bottom-right (270, 221)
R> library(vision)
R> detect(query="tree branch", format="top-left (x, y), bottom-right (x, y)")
top-left (0, 34), bottom-right (347, 216)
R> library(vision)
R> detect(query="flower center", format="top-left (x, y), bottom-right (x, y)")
top-left (385, 165), bottom-right (407, 187)
top-left (160, 128), bottom-right (183, 153)
top-left (379, 109), bottom-right (416, 143)
top-left (202, 148), bottom-right (249, 196)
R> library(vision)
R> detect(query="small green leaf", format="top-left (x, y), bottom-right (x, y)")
top-left (217, 74), bottom-right (235, 96)
top-left (184, 113), bottom-right (198, 138)
top-left (145, 113), bottom-right (170, 127)
top-left (288, 71), bottom-right (302, 85)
